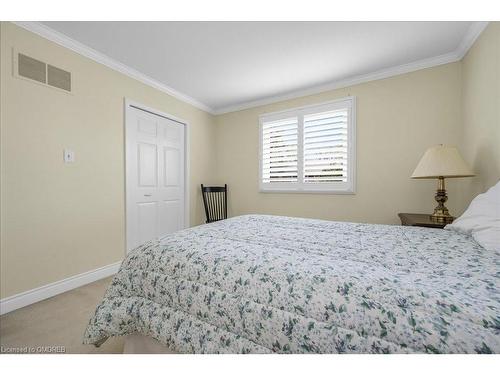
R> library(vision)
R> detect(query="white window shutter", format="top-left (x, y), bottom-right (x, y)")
top-left (262, 117), bottom-right (298, 183)
top-left (303, 109), bottom-right (348, 183)
top-left (259, 97), bottom-right (355, 193)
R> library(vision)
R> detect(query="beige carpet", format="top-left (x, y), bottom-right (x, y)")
top-left (0, 277), bottom-right (124, 354)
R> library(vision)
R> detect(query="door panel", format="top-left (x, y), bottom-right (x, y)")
top-left (165, 123), bottom-right (182, 141)
top-left (164, 147), bottom-right (180, 186)
top-left (137, 117), bottom-right (157, 136)
top-left (138, 143), bottom-right (158, 187)
top-left (126, 104), bottom-right (186, 252)
top-left (158, 200), bottom-right (181, 237)
top-left (137, 202), bottom-right (157, 245)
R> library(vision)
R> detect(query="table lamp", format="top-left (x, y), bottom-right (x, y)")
top-left (411, 145), bottom-right (475, 223)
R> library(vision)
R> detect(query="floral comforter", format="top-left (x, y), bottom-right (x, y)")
top-left (84, 215), bottom-right (499, 353)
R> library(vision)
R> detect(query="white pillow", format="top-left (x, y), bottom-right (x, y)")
top-left (446, 180), bottom-right (500, 251)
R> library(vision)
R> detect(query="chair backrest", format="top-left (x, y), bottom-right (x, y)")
top-left (201, 184), bottom-right (227, 223)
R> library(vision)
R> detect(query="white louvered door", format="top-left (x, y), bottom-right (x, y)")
top-left (126, 104), bottom-right (186, 252)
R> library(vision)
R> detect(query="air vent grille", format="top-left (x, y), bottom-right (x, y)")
top-left (47, 65), bottom-right (71, 91)
top-left (18, 53), bottom-right (47, 84)
top-left (16, 52), bottom-right (72, 93)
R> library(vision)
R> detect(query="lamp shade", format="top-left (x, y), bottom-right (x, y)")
top-left (411, 145), bottom-right (475, 179)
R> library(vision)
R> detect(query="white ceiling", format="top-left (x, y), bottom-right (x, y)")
top-left (41, 21), bottom-right (478, 113)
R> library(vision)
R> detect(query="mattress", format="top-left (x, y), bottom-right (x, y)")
top-left (84, 215), bottom-right (499, 353)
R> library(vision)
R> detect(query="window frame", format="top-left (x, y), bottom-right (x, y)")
top-left (259, 96), bottom-right (356, 194)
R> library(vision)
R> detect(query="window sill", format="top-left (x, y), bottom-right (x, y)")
top-left (259, 188), bottom-right (355, 195)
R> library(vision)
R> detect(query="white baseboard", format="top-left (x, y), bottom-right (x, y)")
top-left (0, 261), bottom-right (121, 315)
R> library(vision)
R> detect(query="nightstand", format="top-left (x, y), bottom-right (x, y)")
top-left (398, 213), bottom-right (453, 229)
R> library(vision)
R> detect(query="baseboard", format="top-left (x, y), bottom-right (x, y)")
top-left (0, 261), bottom-right (121, 315)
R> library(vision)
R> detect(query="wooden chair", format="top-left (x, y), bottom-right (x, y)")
top-left (201, 184), bottom-right (227, 223)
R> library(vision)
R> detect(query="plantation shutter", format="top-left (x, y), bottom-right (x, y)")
top-left (259, 97), bottom-right (355, 193)
top-left (262, 117), bottom-right (298, 183)
top-left (303, 109), bottom-right (348, 183)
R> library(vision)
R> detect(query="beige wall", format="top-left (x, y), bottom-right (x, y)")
top-left (215, 63), bottom-right (465, 225)
top-left (460, 22), bottom-right (500, 203)
top-left (0, 22), bottom-right (217, 298)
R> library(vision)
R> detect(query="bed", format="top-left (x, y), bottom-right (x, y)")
top-left (83, 214), bottom-right (499, 353)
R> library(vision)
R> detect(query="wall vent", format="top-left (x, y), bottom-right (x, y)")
top-left (16, 51), bottom-right (72, 93)
top-left (18, 53), bottom-right (47, 84)
top-left (47, 64), bottom-right (71, 92)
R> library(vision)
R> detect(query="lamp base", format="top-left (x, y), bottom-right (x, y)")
top-left (429, 177), bottom-right (454, 224)
top-left (429, 211), bottom-right (454, 224)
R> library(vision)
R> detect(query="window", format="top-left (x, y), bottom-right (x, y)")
top-left (259, 97), bottom-right (356, 193)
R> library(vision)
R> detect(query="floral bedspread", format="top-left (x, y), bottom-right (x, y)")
top-left (84, 215), bottom-right (499, 353)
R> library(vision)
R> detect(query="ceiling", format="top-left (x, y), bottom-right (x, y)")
top-left (40, 21), bottom-right (479, 113)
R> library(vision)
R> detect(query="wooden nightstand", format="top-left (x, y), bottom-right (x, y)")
top-left (398, 213), bottom-right (452, 229)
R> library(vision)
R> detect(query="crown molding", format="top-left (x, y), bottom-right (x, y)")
top-left (213, 21), bottom-right (489, 115)
top-left (213, 51), bottom-right (460, 114)
top-left (455, 21), bottom-right (489, 59)
top-left (13, 21), bottom-right (489, 116)
top-left (12, 21), bottom-right (215, 114)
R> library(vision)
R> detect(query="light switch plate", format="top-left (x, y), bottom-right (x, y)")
top-left (63, 149), bottom-right (75, 163)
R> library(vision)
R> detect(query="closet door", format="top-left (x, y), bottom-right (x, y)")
top-left (126, 104), bottom-right (185, 252)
